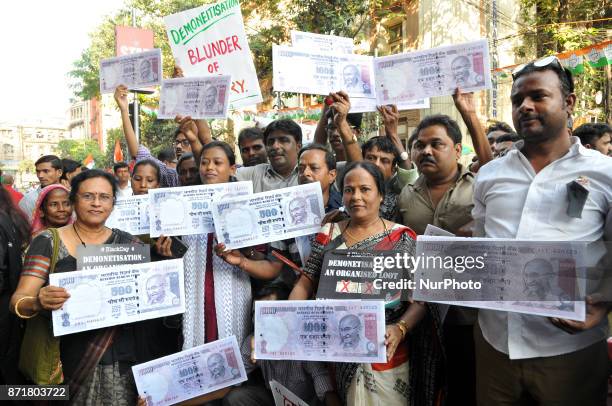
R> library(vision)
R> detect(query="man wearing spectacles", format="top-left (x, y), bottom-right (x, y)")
top-left (473, 56), bottom-right (612, 405)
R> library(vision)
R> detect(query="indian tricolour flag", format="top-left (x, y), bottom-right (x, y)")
top-left (558, 50), bottom-right (586, 75)
top-left (586, 40), bottom-right (612, 68)
top-left (83, 154), bottom-right (95, 169)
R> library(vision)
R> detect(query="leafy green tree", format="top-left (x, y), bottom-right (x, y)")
top-left (103, 128), bottom-right (129, 167)
top-left (516, 0), bottom-right (610, 121)
top-left (57, 140), bottom-right (106, 168)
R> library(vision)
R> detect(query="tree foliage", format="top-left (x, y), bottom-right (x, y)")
top-left (69, 0), bottom-right (406, 153)
top-left (57, 139), bottom-right (106, 168)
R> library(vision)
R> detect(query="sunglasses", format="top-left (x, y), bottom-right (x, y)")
top-left (512, 55), bottom-right (574, 92)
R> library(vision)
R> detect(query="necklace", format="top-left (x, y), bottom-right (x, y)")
top-left (343, 217), bottom-right (389, 246)
top-left (73, 224), bottom-right (86, 247)
top-left (72, 223), bottom-right (107, 247)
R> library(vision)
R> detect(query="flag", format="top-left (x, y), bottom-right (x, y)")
top-left (83, 154), bottom-right (95, 169)
top-left (113, 139), bottom-right (124, 163)
top-left (586, 40), bottom-right (612, 68)
top-left (558, 50), bottom-right (585, 75)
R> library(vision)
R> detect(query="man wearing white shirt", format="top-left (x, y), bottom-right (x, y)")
top-left (472, 57), bottom-right (611, 405)
top-left (113, 162), bottom-right (132, 198)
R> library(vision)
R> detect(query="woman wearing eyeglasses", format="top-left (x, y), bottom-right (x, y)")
top-left (9, 170), bottom-right (147, 404)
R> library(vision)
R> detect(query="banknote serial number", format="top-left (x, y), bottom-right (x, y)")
top-left (0, 385), bottom-right (69, 400)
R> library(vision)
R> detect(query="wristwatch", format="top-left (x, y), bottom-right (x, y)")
top-left (399, 151), bottom-right (409, 161)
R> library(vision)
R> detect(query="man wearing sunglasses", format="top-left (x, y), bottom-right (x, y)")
top-left (472, 56), bottom-right (612, 405)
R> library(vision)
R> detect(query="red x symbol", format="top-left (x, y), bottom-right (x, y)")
top-left (339, 280), bottom-right (350, 293)
top-left (364, 281), bottom-right (374, 294)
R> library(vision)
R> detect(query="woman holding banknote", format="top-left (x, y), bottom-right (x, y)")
top-left (9, 170), bottom-right (150, 404)
top-left (182, 141), bottom-right (280, 352)
top-left (290, 161), bottom-right (445, 406)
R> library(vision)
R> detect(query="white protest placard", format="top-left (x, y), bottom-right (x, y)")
top-left (164, 0), bottom-right (263, 109)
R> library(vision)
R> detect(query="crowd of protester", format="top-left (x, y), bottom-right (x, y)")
top-left (0, 57), bottom-right (611, 406)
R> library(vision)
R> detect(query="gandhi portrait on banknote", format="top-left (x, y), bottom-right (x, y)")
top-left (342, 64), bottom-right (371, 94)
top-left (522, 258), bottom-right (573, 309)
top-left (207, 353), bottom-right (230, 382)
top-left (204, 85), bottom-right (223, 113)
top-left (139, 58), bottom-right (158, 83)
top-left (450, 55), bottom-right (484, 88)
top-left (146, 274), bottom-right (179, 307)
top-left (339, 314), bottom-right (365, 351)
top-left (288, 197), bottom-right (321, 226)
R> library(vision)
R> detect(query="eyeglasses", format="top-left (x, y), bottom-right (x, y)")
top-left (173, 139), bottom-right (190, 147)
top-left (77, 193), bottom-right (113, 203)
top-left (511, 55), bottom-right (574, 92)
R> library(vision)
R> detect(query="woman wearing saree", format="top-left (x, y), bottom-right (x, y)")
top-left (290, 161), bottom-right (445, 406)
top-left (31, 184), bottom-right (73, 236)
top-left (10, 170), bottom-right (148, 405)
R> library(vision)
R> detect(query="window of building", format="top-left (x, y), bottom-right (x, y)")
top-left (2, 143), bottom-right (14, 159)
top-left (388, 23), bottom-right (403, 54)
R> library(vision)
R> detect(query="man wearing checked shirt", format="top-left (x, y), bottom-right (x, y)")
top-left (472, 58), bottom-right (612, 405)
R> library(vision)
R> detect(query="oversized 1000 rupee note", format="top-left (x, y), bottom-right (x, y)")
top-left (100, 49), bottom-right (162, 93)
top-left (148, 182), bottom-right (253, 238)
top-left (50, 258), bottom-right (185, 336)
top-left (159, 76), bottom-right (232, 119)
top-left (132, 336), bottom-right (247, 406)
top-left (374, 39), bottom-right (490, 103)
top-left (211, 182), bottom-right (325, 250)
top-left (254, 300), bottom-right (386, 363)
top-left (106, 194), bottom-right (150, 236)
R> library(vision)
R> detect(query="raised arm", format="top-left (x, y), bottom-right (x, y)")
top-left (452, 88), bottom-right (493, 170)
top-left (173, 64), bottom-right (213, 147)
top-left (195, 119), bottom-right (212, 146)
top-left (114, 85), bottom-right (139, 159)
top-left (175, 115), bottom-right (203, 164)
top-left (330, 91), bottom-right (362, 162)
top-left (378, 105), bottom-right (412, 170)
top-left (314, 101), bottom-right (331, 145)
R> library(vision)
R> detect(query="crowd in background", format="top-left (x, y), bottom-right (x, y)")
top-left (0, 57), bottom-right (611, 406)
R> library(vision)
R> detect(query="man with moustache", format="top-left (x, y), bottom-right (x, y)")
top-left (236, 119), bottom-right (302, 193)
top-left (396, 90), bottom-right (492, 405)
top-left (472, 57), bottom-right (612, 405)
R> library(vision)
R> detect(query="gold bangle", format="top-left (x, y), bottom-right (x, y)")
top-left (15, 296), bottom-right (39, 319)
top-left (396, 320), bottom-right (409, 338)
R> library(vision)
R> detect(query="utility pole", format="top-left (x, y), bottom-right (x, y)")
top-left (131, 7), bottom-right (140, 142)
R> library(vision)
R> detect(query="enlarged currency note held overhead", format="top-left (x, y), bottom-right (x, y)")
top-left (412, 236), bottom-right (587, 321)
top-left (106, 194), bottom-right (151, 236)
top-left (159, 76), bottom-right (232, 119)
top-left (132, 336), bottom-right (247, 406)
top-left (273, 45), bottom-right (376, 99)
top-left (100, 48), bottom-right (162, 93)
top-left (211, 182), bottom-right (325, 250)
top-left (254, 300), bottom-right (386, 363)
top-left (50, 258), bottom-right (185, 336)
top-left (291, 30), bottom-right (355, 54)
top-left (374, 39), bottom-right (491, 103)
top-left (148, 181), bottom-right (253, 238)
